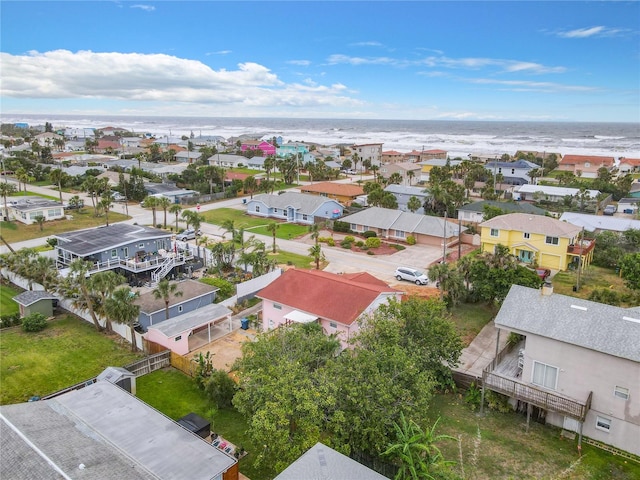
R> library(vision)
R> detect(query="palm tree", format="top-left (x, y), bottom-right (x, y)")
top-left (169, 203), bottom-right (182, 231)
top-left (81, 176), bottom-right (99, 214)
top-left (156, 196), bottom-right (172, 229)
top-left (99, 193), bottom-right (112, 226)
top-left (49, 168), bottom-right (67, 204)
top-left (34, 214), bottom-right (45, 231)
top-left (407, 170), bottom-right (415, 186)
top-left (89, 270), bottom-right (127, 333)
top-left (152, 279), bottom-right (184, 320)
top-left (0, 182), bottom-right (17, 221)
top-left (308, 222), bottom-right (324, 245)
top-left (142, 196), bottom-right (159, 226)
top-left (104, 287), bottom-right (141, 352)
top-left (60, 259), bottom-right (102, 331)
top-left (266, 221), bottom-right (279, 253)
top-left (407, 196), bottom-right (422, 213)
top-left (308, 244), bottom-right (325, 270)
top-left (243, 176), bottom-right (257, 199)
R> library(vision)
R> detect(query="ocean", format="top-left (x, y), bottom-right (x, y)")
top-left (2, 114), bottom-right (639, 160)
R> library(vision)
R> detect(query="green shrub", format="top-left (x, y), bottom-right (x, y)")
top-left (0, 313), bottom-right (22, 329)
top-left (588, 288), bottom-right (621, 306)
top-left (204, 369), bottom-right (237, 409)
top-left (363, 230), bottom-right (377, 238)
top-left (340, 240), bottom-right (352, 249)
top-left (355, 240), bottom-right (364, 247)
top-left (333, 221), bottom-right (351, 233)
top-left (365, 237), bottom-right (381, 248)
top-left (485, 390), bottom-right (512, 413)
top-left (22, 312), bottom-right (48, 332)
top-left (406, 235), bottom-right (416, 245)
top-left (344, 235), bottom-right (355, 243)
top-left (465, 382), bottom-right (482, 411)
top-left (392, 244), bottom-right (406, 251)
top-left (199, 277), bottom-right (235, 301)
top-left (351, 202), bottom-right (362, 208)
top-left (367, 250), bottom-right (375, 255)
top-left (327, 238), bottom-right (335, 247)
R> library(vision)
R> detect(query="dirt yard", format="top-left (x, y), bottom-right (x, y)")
top-left (189, 329), bottom-right (257, 372)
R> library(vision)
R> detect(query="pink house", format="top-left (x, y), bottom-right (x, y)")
top-left (241, 140), bottom-right (276, 156)
top-left (556, 154), bottom-right (615, 178)
top-left (257, 269), bottom-right (402, 349)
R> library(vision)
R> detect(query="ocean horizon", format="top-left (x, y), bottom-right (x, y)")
top-left (2, 113), bottom-right (639, 160)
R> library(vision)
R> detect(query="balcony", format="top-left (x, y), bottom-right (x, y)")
top-left (483, 343), bottom-right (592, 421)
top-left (567, 238), bottom-right (596, 256)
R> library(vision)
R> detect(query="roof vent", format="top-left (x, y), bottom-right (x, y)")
top-left (570, 305), bottom-right (587, 311)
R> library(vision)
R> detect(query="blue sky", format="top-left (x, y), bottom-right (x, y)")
top-left (1, 1), bottom-right (638, 122)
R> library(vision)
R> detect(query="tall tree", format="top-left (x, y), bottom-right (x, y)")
top-left (169, 203), bottom-right (183, 231)
top-left (49, 168), bottom-right (68, 204)
top-left (308, 244), bottom-right (325, 270)
top-left (156, 196), bottom-right (172, 228)
top-left (104, 287), bottom-right (141, 351)
top-left (152, 279), bottom-right (184, 320)
top-left (89, 270), bottom-right (127, 333)
top-left (266, 221), bottom-right (279, 253)
top-left (142, 196), bottom-right (159, 226)
top-left (0, 182), bottom-right (17, 221)
top-left (59, 259), bottom-right (102, 331)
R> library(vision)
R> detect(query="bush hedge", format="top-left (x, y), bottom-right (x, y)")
top-left (363, 230), bottom-right (377, 238)
top-left (0, 313), bottom-right (22, 329)
top-left (22, 312), bottom-right (48, 332)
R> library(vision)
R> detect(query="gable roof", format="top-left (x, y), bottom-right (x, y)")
top-left (559, 154), bottom-right (615, 166)
top-left (55, 224), bottom-right (172, 256)
top-left (0, 381), bottom-right (236, 480)
top-left (341, 207), bottom-right (464, 237)
top-left (459, 200), bottom-right (546, 215)
top-left (257, 269), bottom-right (399, 326)
top-left (300, 182), bottom-right (364, 197)
top-left (496, 285), bottom-right (640, 362)
top-left (485, 160), bottom-right (538, 169)
top-left (558, 212), bottom-right (640, 233)
top-left (619, 158), bottom-right (640, 166)
top-left (251, 192), bottom-right (342, 214)
top-left (274, 442), bottom-right (387, 480)
top-left (12, 290), bottom-right (57, 307)
top-left (480, 213), bottom-right (581, 238)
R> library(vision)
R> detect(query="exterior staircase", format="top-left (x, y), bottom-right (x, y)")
top-left (151, 256), bottom-right (175, 285)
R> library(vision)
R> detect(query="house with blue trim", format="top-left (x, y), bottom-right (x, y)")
top-left (485, 159), bottom-right (539, 185)
top-left (246, 192), bottom-right (344, 225)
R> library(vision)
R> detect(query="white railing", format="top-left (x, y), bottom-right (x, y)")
top-left (151, 257), bottom-right (175, 284)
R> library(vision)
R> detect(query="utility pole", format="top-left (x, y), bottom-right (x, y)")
top-left (442, 211), bottom-right (447, 263)
top-left (575, 226), bottom-right (585, 292)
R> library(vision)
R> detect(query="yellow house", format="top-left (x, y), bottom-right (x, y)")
top-left (479, 213), bottom-right (594, 271)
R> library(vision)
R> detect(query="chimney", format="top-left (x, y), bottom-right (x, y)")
top-left (541, 280), bottom-right (553, 296)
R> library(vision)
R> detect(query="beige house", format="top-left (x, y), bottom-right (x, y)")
top-left (556, 154), bottom-right (615, 178)
top-left (352, 143), bottom-right (383, 167)
top-left (378, 162), bottom-right (422, 185)
top-left (484, 285), bottom-right (640, 456)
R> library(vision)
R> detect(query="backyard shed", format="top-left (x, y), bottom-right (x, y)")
top-left (97, 366), bottom-right (137, 395)
top-left (12, 290), bottom-right (57, 318)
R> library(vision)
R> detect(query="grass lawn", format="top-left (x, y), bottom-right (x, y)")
top-left (136, 368), bottom-right (275, 480)
top-left (449, 302), bottom-right (496, 346)
top-left (0, 210), bottom-right (129, 244)
top-left (0, 283), bottom-right (21, 316)
top-left (271, 250), bottom-right (318, 269)
top-left (552, 265), bottom-right (637, 306)
top-left (428, 393), bottom-right (639, 480)
top-left (0, 314), bottom-right (143, 404)
top-left (201, 207), bottom-right (309, 239)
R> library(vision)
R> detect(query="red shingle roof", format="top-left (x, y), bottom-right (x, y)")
top-left (257, 269), bottom-right (399, 326)
top-left (300, 182), bottom-right (364, 197)
top-left (620, 158), bottom-right (640, 166)
top-left (560, 155), bottom-right (615, 166)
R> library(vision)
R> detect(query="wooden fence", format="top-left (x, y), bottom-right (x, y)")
top-left (170, 351), bottom-right (197, 377)
top-left (124, 351), bottom-right (171, 376)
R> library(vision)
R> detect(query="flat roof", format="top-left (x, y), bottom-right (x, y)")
top-left (56, 224), bottom-right (172, 256)
top-left (147, 303), bottom-right (232, 337)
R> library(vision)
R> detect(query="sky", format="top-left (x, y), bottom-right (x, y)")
top-left (1, 1), bottom-right (639, 122)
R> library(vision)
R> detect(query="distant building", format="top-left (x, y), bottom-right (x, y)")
top-left (300, 182), bottom-right (364, 206)
top-left (556, 154), bottom-right (615, 179)
top-left (352, 143), bottom-right (383, 167)
top-left (484, 159), bottom-right (539, 185)
top-left (6, 197), bottom-right (65, 225)
top-left (458, 200), bottom-right (546, 223)
top-left (384, 184), bottom-right (429, 214)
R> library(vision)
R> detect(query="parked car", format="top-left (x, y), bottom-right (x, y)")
top-left (603, 205), bottom-right (617, 216)
top-left (535, 268), bottom-right (551, 280)
top-left (395, 267), bottom-right (429, 285)
top-left (177, 229), bottom-right (201, 241)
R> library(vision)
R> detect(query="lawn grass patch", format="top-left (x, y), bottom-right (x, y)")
top-left (136, 368), bottom-right (275, 480)
top-left (248, 222), bottom-right (309, 239)
top-left (0, 210), bottom-right (129, 243)
top-left (449, 302), bottom-right (496, 346)
top-left (0, 314), bottom-right (143, 404)
top-left (271, 250), bottom-right (316, 269)
top-left (202, 207), bottom-right (309, 239)
top-left (552, 266), bottom-right (637, 306)
top-left (0, 283), bottom-right (21, 316)
top-left (428, 393), bottom-right (639, 479)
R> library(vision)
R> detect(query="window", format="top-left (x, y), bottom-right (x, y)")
top-left (395, 230), bottom-right (406, 238)
top-left (123, 247), bottom-right (129, 258)
top-left (178, 306), bottom-right (183, 313)
top-left (329, 321), bottom-right (337, 329)
top-left (614, 386), bottom-right (630, 400)
top-left (490, 228), bottom-right (499, 237)
top-left (175, 335), bottom-right (182, 341)
top-left (273, 303), bottom-right (282, 310)
top-left (545, 236), bottom-right (559, 245)
top-left (273, 208), bottom-right (278, 213)
top-left (302, 214), bottom-right (308, 221)
top-left (111, 249), bottom-right (118, 258)
top-left (523, 232), bottom-right (530, 239)
top-left (595, 416), bottom-right (611, 432)
top-left (511, 168), bottom-right (515, 175)
top-left (256, 206), bottom-right (260, 212)
top-left (532, 361), bottom-right (558, 390)
top-left (138, 243), bottom-right (144, 249)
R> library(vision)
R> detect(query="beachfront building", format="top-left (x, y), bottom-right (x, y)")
top-left (484, 159), bottom-right (539, 185)
top-left (240, 140), bottom-right (276, 156)
top-left (483, 284), bottom-right (640, 457)
top-left (277, 142), bottom-right (309, 158)
top-left (352, 143), bottom-right (383, 168)
top-left (479, 213), bottom-right (594, 271)
top-left (556, 154), bottom-right (615, 178)
top-left (618, 158), bottom-right (640, 175)
top-left (378, 162), bottom-right (423, 185)
top-left (381, 150), bottom-right (407, 164)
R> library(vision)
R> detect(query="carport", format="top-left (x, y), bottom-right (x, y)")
top-left (284, 310), bottom-right (318, 325)
top-left (145, 303), bottom-right (232, 355)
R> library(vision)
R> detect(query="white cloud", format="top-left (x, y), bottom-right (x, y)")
top-left (206, 50), bottom-right (232, 56)
top-left (130, 4), bottom-right (155, 12)
top-left (557, 26), bottom-right (628, 38)
top-left (467, 78), bottom-right (597, 93)
top-left (0, 50), bottom-right (362, 109)
top-left (287, 60), bottom-right (311, 66)
top-left (350, 41), bottom-right (383, 47)
top-left (326, 54), bottom-right (399, 66)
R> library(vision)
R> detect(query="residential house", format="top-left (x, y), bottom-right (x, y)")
top-left (274, 442), bottom-right (388, 480)
top-left (420, 158), bottom-right (462, 182)
top-left (246, 192), bottom-right (344, 224)
top-left (340, 206), bottom-right (465, 247)
top-left (420, 149), bottom-right (448, 160)
top-left (96, 136), bottom-right (122, 154)
top-left (0, 380), bottom-right (238, 480)
top-left (134, 279), bottom-right (218, 330)
top-left (209, 154), bottom-right (252, 169)
top-left (512, 184), bottom-right (600, 204)
top-left (241, 140), bottom-right (276, 156)
top-left (174, 151), bottom-right (202, 163)
top-left (145, 183), bottom-right (197, 204)
top-left (629, 181), bottom-right (640, 199)
top-left (97, 170), bottom-right (131, 187)
top-left (145, 302), bottom-right (232, 354)
top-left (277, 142), bottom-right (309, 158)
top-left (618, 198), bottom-right (639, 214)
top-left (54, 224), bottom-right (186, 284)
top-left (34, 131), bottom-right (64, 148)
top-left (384, 184), bottom-right (429, 215)
top-left (299, 181), bottom-right (365, 206)
top-left (483, 284), bottom-right (640, 457)
top-left (257, 269), bottom-right (402, 348)
top-left (12, 290), bottom-right (57, 318)
top-left (244, 156), bottom-right (267, 170)
top-left (97, 126), bottom-right (130, 136)
top-left (352, 143), bottom-right (383, 167)
top-left (618, 158), bottom-right (640, 175)
top-left (458, 200), bottom-right (546, 224)
top-left (479, 212), bottom-right (594, 270)
top-left (484, 159), bottom-right (539, 185)
top-left (556, 154), bottom-right (615, 178)
top-left (558, 212), bottom-right (640, 234)
top-left (6, 197), bottom-right (65, 225)
top-left (378, 162), bottom-right (423, 185)
top-left (381, 150), bottom-right (407, 164)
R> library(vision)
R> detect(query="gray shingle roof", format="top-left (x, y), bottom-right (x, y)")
top-left (55, 224), bottom-right (172, 256)
top-left (0, 381), bottom-right (236, 479)
top-left (252, 192), bottom-right (340, 215)
top-left (495, 285), bottom-right (640, 362)
top-left (274, 442), bottom-right (388, 480)
top-left (12, 290), bottom-right (57, 307)
top-left (341, 207), bottom-right (464, 237)
top-left (147, 302), bottom-right (232, 337)
top-left (559, 212), bottom-right (640, 233)
top-left (384, 184), bottom-right (429, 197)
top-left (480, 213), bottom-right (581, 238)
